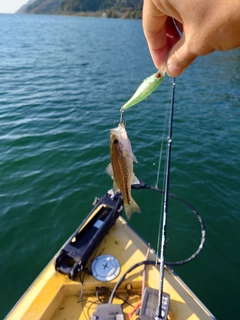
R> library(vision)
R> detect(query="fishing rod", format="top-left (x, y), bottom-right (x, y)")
top-left (155, 77), bottom-right (176, 320)
top-left (155, 18), bottom-right (182, 319)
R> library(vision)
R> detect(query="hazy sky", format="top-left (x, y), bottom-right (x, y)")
top-left (0, 0), bottom-right (28, 13)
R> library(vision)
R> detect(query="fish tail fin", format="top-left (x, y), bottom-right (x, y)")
top-left (124, 198), bottom-right (141, 220)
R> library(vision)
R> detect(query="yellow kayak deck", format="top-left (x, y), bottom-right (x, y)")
top-left (7, 214), bottom-right (215, 320)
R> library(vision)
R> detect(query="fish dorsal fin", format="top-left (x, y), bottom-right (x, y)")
top-left (106, 163), bottom-right (113, 178)
top-left (132, 173), bottom-right (140, 185)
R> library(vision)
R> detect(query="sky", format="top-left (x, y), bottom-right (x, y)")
top-left (0, 0), bottom-right (28, 13)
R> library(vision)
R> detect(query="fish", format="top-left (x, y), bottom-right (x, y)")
top-left (121, 70), bottom-right (165, 111)
top-left (106, 123), bottom-right (141, 219)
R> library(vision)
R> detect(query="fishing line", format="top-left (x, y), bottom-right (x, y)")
top-left (155, 85), bottom-right (172, 189)
top-left (154, 136), bottom-right (167, 287)
top-left (155, 136), bottom-right (168, 260)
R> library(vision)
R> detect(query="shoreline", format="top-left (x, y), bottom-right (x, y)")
top-left (15, 10), bottom-right (142, 19)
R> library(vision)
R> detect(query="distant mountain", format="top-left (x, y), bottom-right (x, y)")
top-left (15, 0), bottom-right (143, 18)
top-left (16, 0), bottom-right (36, 13)
top-left (61, 0), bottom-right (142, 12)
top-left (25, 0), bottom-right (62, 14)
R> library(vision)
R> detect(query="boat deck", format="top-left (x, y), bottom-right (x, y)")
top-left (7, 217), bottom-right (215, 320)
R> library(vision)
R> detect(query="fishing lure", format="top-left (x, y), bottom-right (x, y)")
top-left (120, 70), bottom-right (165, 111)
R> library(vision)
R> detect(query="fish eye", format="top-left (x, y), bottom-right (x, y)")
top-left (113, 139), bottom-right (118, 144)
top-left (156, 72), bottom-right (162, 78)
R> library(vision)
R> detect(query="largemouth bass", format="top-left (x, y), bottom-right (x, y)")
top-left (106, 123), bottom-right (141, 219)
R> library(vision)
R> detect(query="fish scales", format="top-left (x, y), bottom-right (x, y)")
top-left (110, 140), bottom-right (131, 203)
top-left (107, 123), bottom-right (141, 219)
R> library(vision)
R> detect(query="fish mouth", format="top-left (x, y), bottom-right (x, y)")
top-left (110, 123), bottom-right (125, 134)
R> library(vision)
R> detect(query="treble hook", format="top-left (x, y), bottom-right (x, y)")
top-left (119, 108), bottom-right (124, 125)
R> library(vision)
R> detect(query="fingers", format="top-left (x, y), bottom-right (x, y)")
top-left (142, 0), bottom-right (189, 76)
top-left (166, 35), bottom-right (198, 77)
top-left (143, 0), bottom-right (240, 77)
top-left (143, 9), bottom-right (197, 77)
top-left (142, 0), bottom-right (169, 68)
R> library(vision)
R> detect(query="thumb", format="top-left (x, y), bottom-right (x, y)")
top-left (165, 35), bottom-right (197, 77)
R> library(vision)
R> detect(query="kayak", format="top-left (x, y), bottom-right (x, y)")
top-left (6, 190), bottom-right (216, 320)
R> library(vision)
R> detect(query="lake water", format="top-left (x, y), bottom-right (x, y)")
top-left (0, 13), bottom-right (239, 319)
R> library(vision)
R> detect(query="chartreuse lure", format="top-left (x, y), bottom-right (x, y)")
top-left (120, 70), bottom-right (165, 111)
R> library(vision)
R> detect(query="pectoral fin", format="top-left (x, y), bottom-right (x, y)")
top-left (106, 163), bottom-right (113, 178)
top-left (131, 173), bottom-right (140, 185)
top-left (132, 152), bottom-right (138, 163)
top-left (113, 180), bottom-right (119, 193)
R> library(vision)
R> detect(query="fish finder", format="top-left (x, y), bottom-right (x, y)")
top-left (140, 287), bottom-right (170, 320)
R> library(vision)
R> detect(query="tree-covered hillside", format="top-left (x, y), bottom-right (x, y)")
top-left (61, 0), bottom-right (142, 12)
top-left (17, 0), bottom-right (143, 18)
top-left (25, 0), bottom-right (62, 14)
top-left (16, 0), bottom-right (36, 13)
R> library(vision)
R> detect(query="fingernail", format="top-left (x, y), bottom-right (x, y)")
top-left (166, 63), bottom-right (183, 77)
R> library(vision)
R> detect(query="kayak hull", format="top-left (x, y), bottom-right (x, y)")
top-left (6, 193), bottom-right (215, 320)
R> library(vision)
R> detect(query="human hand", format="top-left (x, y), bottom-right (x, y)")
top-left (142, 0), bottom-right (240, 77)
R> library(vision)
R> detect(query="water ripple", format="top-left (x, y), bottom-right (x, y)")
top-left (0, 14), bottom-right (240, 320)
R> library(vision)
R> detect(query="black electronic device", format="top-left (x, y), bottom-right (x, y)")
top-left (55, 192), bottom-right (123, 279)
top-left (91, 304), bottom-right (124, 320)
top-left (140, 287), bottom-right (170, 320)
